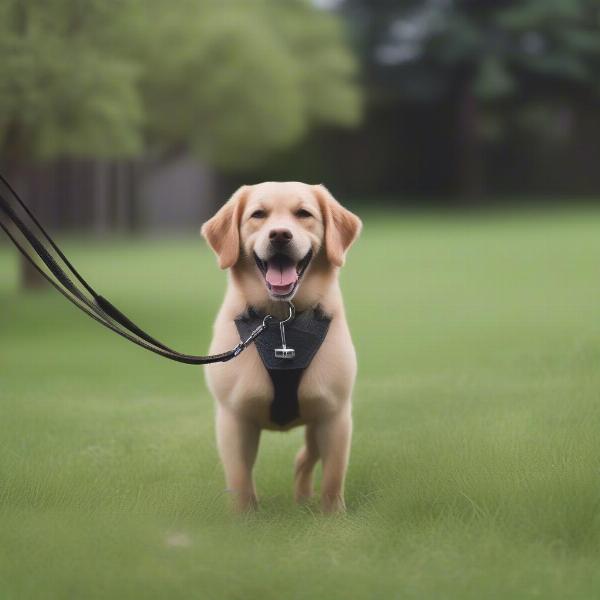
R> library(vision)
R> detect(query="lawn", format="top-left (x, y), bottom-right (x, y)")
top-left (1, 209), bottom-right (600, 599)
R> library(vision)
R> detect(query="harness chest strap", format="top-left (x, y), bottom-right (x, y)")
top-left (235, 307), bottom-right (331, 426)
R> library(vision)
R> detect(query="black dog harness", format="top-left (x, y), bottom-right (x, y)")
top-left (235, 307), bottom-right (331, 426)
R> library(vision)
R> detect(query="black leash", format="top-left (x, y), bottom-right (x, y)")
top-left (0, 172), bottom-right (272, 365)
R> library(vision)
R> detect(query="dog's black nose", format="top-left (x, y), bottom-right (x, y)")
top-left (269, 228), bottom-right (293, 246)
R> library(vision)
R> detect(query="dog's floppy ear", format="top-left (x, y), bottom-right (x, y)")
top-left (313, 185), bottom-right (362, 267)
top-left (201, 186), bottom-right (249, 269)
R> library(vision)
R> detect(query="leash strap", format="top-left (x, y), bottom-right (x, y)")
top-left (0, 173), bottom-right (270, 365)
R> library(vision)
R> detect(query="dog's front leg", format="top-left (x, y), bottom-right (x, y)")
top-left (216, 407), bottom-right (261, 512)
top-left (315, 408), bottom-right (352, 513)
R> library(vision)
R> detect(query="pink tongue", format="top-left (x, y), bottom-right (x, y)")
top-left (266, 261), bottom-right (298, 287)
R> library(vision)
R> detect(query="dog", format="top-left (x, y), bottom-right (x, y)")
top-left (201, 182), bottom-right (361, 513)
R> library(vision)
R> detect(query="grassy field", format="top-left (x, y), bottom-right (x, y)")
top-left (2, 209), bottom-right (600, 599)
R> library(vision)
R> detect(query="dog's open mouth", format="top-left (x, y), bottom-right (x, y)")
top-left (254, 250), bottom-right (313, 298)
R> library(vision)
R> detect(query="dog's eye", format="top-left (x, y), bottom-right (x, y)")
top-left (250, 209), bottom-right (267, 219)
top-left (295, 209), bottom-right (313, 219)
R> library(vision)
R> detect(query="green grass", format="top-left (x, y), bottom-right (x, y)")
top-left (2, 209), bottom-right (600, 599)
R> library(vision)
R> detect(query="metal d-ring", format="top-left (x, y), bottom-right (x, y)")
top-left (275, 302), bottom-right (296, 359)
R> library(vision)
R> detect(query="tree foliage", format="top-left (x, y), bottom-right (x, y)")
top-left (0, 0), bottom-right (143, 160)
top-left (0, 0), bottom-right (361, 168)
top-left (339, 0), bottom-right (600, 196)
top-left (345, 0), bottom-right (600, 131)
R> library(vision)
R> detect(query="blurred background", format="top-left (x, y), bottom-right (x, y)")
top-left (4, 4), bottom-right (600, 597)
top-left (3, 0), bottom-right (600, 289)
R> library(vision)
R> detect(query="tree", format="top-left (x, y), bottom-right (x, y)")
top-left (123, 0), bottom-right (361, 168)
top-left (0, 0), bottom-right (361, 288)
top-left (342, 0), bottom-right (600, 197)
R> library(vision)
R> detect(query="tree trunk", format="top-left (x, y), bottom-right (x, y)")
top-left (2, 7), bottom-right (48, 291)
top-left (6, 163), bottom-right (49, 291)
top-left (20, 251), bottom-right (47, 290)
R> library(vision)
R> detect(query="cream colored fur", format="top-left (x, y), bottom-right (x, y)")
top-left (201, 182), bottom-right (361, 513)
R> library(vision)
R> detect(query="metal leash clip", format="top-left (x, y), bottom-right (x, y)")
top-left (274, 302), bottom-right (295, 359)
top-left (233, 314), bottom-right (273, 357)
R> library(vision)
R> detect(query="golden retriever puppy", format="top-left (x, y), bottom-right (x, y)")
top-left (201, 182), bottom-right (361, 513)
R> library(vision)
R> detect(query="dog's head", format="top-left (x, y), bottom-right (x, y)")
top-left (201, 182), bottom-right (361, 302)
